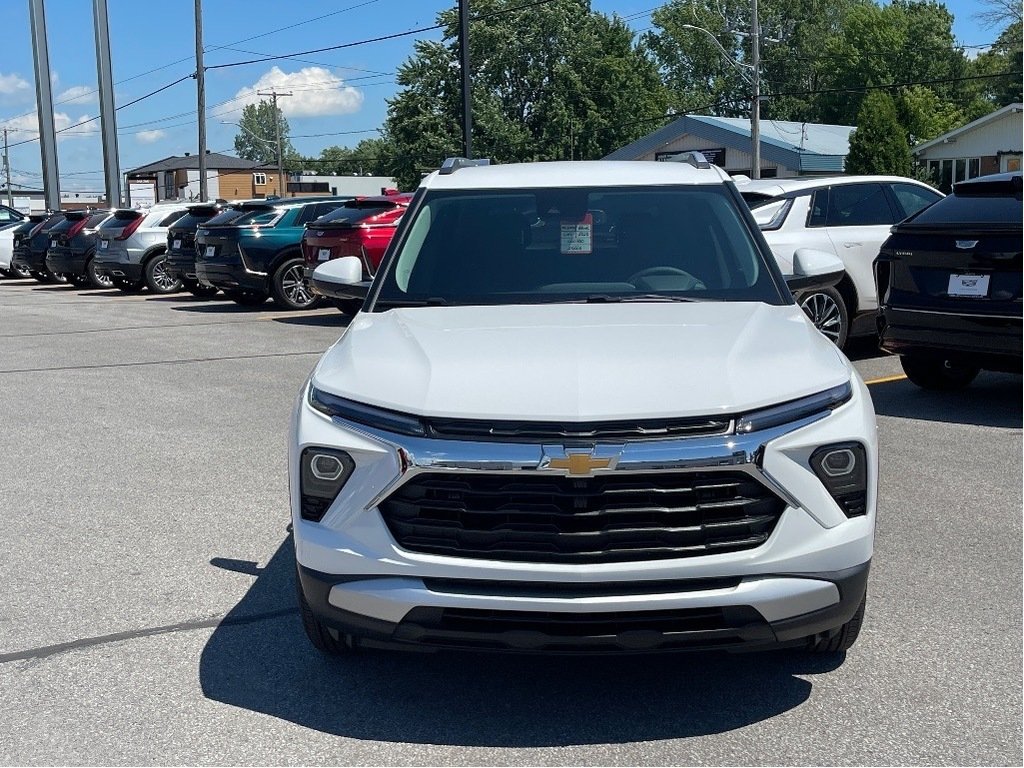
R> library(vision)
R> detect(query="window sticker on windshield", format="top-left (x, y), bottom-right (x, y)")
top-left (560, 213), bottom-right (593, 255)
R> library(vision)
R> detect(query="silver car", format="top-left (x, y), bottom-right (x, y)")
top-left (93, 204), bottom-right (189, 293)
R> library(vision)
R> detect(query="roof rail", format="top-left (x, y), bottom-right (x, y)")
top-left (668, 151), bottom-right (711, 170)
top-left (439, 157), bottom-right (491, 175)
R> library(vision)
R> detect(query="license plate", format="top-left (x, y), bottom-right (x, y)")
top-left (99, 240), bottom-right (108, 249)
top-left (173, 239), bottom-right (182, 250)
top-left (318, 248), bottom-right (331, 261)
top-left (205, 245), bottom-right (215, 258)
top-left (50, 239), bottom-right (58, 248)
top-left (948, 273), bottom-right (990, 298)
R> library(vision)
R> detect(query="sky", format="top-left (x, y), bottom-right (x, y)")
top-left (0, 0), bottom-right (999, 193)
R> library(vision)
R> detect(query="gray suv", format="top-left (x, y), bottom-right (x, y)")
top-left (94, 204), bottom-right (189, 293)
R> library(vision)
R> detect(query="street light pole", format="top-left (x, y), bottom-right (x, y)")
top-left (257, 90), bottom-right (291, 196)
top-left (750, 0), bottom-right (761, 179)
top-left (195, 0), bottom-right (208, 201)
top-left (458, 0), bottom-right (473, 159)
top-left (3, 129), bottom-right (13, 208)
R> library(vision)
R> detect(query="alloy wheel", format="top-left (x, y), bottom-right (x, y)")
top-left (151, 258), bottom-right (179, 292)
top-left (800, 291), bottom-right (843, 344)
top-left (281, 263), bottom-right (315, 307)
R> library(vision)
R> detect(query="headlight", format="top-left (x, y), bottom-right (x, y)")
top-left (309, 385), bottom-right (426, 436)
top-left (735, 381), bottom-right (852, 433)
top-left (809, 442), bottom-right (867, 517)
top-left (299, 447), bottom-right (355, 522)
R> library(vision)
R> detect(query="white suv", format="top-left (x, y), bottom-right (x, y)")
top-left (739, 176), bottom-right (942, 347)
top-left (291, 158), bottom-right (877, 658)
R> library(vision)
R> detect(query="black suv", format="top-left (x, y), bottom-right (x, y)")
top-left (11, 211), bottom-right (67, 283)
top-left (165, 202), bottom-right (223, 297)
top-left (5, 214), bottom-right (47, 278)
top-left (195, 196), bottom-right (350, 309)
top-left (876, 172), bottom-right (1022, 389)
top-left (45, 210), bottom-right (114, 288)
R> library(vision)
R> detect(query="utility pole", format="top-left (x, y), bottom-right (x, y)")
top-left (458, 0), bottom-right (473, 158)
top-left (750, 0), bottom-right (761, 180)
top-left (257, 90), bottom-right (291, 196)
top-left (93, 0), bottom-right (122, 207)
top-left (28, 0), bottom-right (60, 211)
top-left (195, 0), bottom-right (208, 202)
top-left (3, 129), bottom-right (12, 208)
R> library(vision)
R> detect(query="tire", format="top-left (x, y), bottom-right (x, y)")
top-left (900, 355), bottom-right (979, 390)
top-left (798, 287), bottom-right (848, 348)
top-left (143, 253), bottom-right (182, 294)
top-left (297, 573), bottom-right (352, 656)
top-left (271, 257), bottom-right (321, 310)
top-left (334, 298), bottom-right (363, 316)
top-left (31, 270), bottom-right (53, 284)
top-left (224, 288), bottom-right (268, 307)
top-left (808, 594), bottom-right (866, 653)
top-left (183, 279), bottom-right (219, 298)
top-left (85, 257), bottom-right (114, 289)
top-left (70, 273), bottom-right (91, 288)
top-left (112, 277), bottom-right (144, 293)
top-left (11, 262), bottom-right (31, 279)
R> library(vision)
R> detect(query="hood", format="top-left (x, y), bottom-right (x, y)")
top-left (312, 302), bottom-right (852, 421)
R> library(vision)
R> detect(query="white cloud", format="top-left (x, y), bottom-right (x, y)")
top-left (56, 85), bottom-right (98, 106)
top-left (226, 66), bottom-right (363, 118)
top-left (0, 72), bottom-right (31, 98)
top-left (0, 110), bottom-right (96, 142)
top-left (135, 129), bottom-right (166, 144)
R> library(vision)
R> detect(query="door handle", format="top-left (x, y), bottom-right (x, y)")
top-left (843, 242), bottom-right (861, 248)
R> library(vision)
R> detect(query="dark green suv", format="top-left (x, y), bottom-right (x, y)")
top-left (194, 196), bottom-right (350, 309)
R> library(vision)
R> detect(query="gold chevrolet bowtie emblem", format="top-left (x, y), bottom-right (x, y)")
top-left (540, 445), bottom-right (622, 476)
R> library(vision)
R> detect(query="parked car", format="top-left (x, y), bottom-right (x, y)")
top-left (0, 203), bottom-right (24, 232)
top-left (875, 172), bottom-right (1022, 389)
top-left (292, 157), bottom-right (877, 658)
top-left (194, 196), bottom-right (350, 309)
top-left (44, 209), bottom-right (114, 288)
top-left (301, 193), bottom-right (413, 314)
top-left (738, 175), bottom-right (942, 348)
top-left (0, 225), bottom-right (24, 278)
top-left (3, 214), bottom-right (49, 278)
top-left (93, 204), bottom-right (189, 293)
top-left (165, 202), bottom-right (223, 298)
top-left (11, 211), bottom-right (68, 283)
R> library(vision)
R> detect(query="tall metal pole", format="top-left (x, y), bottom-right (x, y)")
top-left (258, 90), bottom-right (291, 196)
top-left (750, 0), bottom-right (761, 180)
top-left (3, 130), bottom-right (13, 208)
top-left (458, 0), bottom-right (473, 159)
top-left (194, 0), bottom-right (207, 202)
top-left (28, 0), bottom-right (60, 211)
top-left (93, 0), bottom-right (121, 207)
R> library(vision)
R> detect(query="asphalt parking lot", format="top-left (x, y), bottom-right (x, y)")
top-left (0, 278), bottom-right (1020, 766)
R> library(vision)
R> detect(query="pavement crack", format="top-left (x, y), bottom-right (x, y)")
top-left (0, 350), bottom-right (323, 374)
top-left (0, 607), bottom-right (298, 665)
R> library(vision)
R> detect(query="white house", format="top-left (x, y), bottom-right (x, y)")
top-left (913, 103), bottom-right (1022, 192)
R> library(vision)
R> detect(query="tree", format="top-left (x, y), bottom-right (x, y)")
top-left (845, 90), bottom-right (913, 176)
top-left (314, 138), bottom-right (392, 176)
top-left (233, 100), bottom-right (296, 167)
top-left (382, 0), bottom-right (668, 189)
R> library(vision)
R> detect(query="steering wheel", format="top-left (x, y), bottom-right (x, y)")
top-left (628, 266), bottom-right (706, 291)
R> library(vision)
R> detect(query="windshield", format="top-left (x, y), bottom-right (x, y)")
top-left (204, 206), bottom-right (278, 227)
top-left (314, 200), bottom-right (401, 227)
top-left (372, 185), bottom-right (783, 309)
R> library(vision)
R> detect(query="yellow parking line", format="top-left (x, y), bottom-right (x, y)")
top-left (863, 374), bottom-right (907, 386)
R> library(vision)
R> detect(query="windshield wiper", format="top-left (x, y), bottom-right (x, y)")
top-left (376, 297), bottom-right (449, 308)
top-left (581, 293), bottom-right (709, 304)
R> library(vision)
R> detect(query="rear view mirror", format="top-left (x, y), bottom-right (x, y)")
top-left (310, 256), bottom-right (366, 301)
top-left (786, 248), bottom-right (844, 292)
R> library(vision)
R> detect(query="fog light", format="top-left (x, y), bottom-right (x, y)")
top-left (300, 447), bottom-right (355, 522)
top-left (810, 442), bottom-right (867, 517)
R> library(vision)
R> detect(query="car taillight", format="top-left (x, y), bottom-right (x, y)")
top-left (66, 218), bottom-right (88, 239)
top-left (116, 216), bottom-right (143, 240)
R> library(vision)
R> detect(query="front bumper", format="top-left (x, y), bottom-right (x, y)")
top-left (45, 247), bottom-right (87, 277)
top-left (879, 305), bottom-right (1022, 372)
top-left (290, 373), bottom-right (878, 654)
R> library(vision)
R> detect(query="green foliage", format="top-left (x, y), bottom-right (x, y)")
top-left (382, 0), bottom-right (669, 189)
top-left (313, 138), bottom-right (391, 176)
top-left (845, 90), bottom-right (913, 175)
top-left (233, 100), bottom-right (296, 167)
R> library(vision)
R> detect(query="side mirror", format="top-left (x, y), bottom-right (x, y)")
top-left (309, 256), bottom-right (368, 301)
top-left (785, 248), bottom-right (844, 292)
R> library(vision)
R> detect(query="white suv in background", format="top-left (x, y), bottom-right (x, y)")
top-left (291, 157), bottom-right (878, 660)
top-left (739, 176), bottom-right (942, 347)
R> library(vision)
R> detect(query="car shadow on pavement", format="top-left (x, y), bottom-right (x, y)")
top-left (170, 302), bottom-right (270, 314)
top-left (200, 537), bottom-right (842, 747)
top-left (270, 313), bottom-right (350, 327)
top-left (870, 372), bottom-right (1022, 428)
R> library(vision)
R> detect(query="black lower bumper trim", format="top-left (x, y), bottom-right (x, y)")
top-left (93, 260), bottom-right (142, 281)
top-left (297, 561), bottom-right (871, 654)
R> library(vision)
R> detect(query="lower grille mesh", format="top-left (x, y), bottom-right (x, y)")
top-left (379, 471), bottom-right (785, 564)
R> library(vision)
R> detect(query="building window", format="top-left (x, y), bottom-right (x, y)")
top-left (287, 181), bottom-right (330, 193)
top-left (253, 173), bottom-right (267, 186)
top-left (926, 158), bottom-right (983, 192)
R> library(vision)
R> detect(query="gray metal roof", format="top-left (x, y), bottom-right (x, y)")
top-left (604, 114), bottom-right (855, 172)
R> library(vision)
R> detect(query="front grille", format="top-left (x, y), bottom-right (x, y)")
top-left (424, 415), bottom-right (730, 441)
top-left (394, 605), bottom-right (773, 652)
top-left (379, 471), bottom-right (785, 564)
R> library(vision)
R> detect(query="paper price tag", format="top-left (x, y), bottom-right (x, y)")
top-left (560, 213), bottom-right (593, 255)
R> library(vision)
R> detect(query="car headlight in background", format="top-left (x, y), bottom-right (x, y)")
top-left (300, 447), bottom-right (355, 522)
top-left (810, 442), bottom-right (867, 517)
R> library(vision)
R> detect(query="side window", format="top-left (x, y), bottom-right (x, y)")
top-left (0, 207), bottom-right (17, 223)
top-left (826, 183), bottom-right (895, 227)
top-left (889, 183), bottom-right (941, 220)
top-left (313, 202), bottom-right (345, 220)
top-left (295, 205), bottom-right (322, 226)
top-left (158, 210), bottom-right (188, 227)
top-left (807, 189), bottom-right (828, 227)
